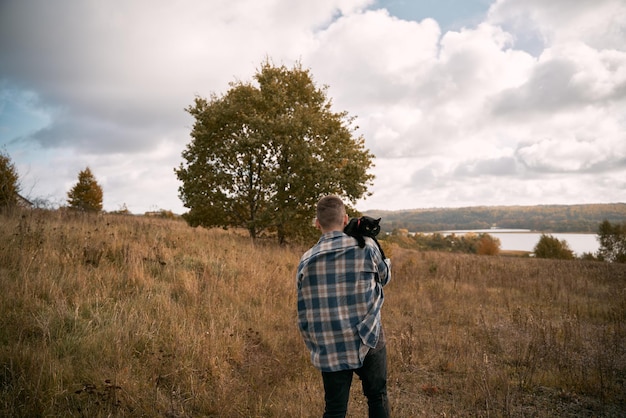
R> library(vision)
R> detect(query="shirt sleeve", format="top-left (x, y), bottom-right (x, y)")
top-left (365, 237), bottom-right (391, 286)
top-left (378, 256), bottom-right (391, 286)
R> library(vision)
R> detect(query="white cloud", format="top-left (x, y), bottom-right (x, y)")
top-left (488, 0), bottom-right (626, 50)
top-left (1, 0), bottom-right (625, 213)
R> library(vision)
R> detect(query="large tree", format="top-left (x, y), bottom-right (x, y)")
top-left (176, 61), bottom-right (374, 243)
top-left (67, 167), bottom-right (103, 212)
top-left (0, 150), bottom-right (20, 208)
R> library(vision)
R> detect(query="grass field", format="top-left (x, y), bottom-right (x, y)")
top-left (1, 209), bottom-right (625, 417)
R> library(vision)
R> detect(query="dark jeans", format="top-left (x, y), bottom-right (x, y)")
top-left (321, 346), bottom-right (390, 418)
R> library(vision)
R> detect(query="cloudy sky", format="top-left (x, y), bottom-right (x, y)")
top-left (1, 0), bottom-right (625, 214)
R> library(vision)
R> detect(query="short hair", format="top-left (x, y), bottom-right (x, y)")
top-left (316, 195), bottom-right (346, 229)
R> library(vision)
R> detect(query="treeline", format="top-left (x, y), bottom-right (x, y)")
top-left (365, 203), bottom-right (626, 233)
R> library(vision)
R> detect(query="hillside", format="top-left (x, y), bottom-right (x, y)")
top-left (1, 209), bottom-right (625, 417)
top-left (364, 203), bottom-right (626, 233)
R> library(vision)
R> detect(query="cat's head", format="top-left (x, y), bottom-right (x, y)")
top-left (358, 216), bottom-right (381, 237)
top-left (344, 216), bottom-right (381, 237)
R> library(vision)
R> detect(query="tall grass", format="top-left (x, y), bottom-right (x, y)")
top-left (1, 208), bottom-right (624, 417)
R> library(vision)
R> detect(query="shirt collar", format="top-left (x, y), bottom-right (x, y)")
top-left (319, 230), bottom-right (345, 242)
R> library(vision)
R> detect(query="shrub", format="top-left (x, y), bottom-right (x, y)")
top-left (533, 234), bottom-right (574, 259)
top-left (476, 233), bottom-right (501, 256)
top-left (597, 220), bottom-right (626, 263)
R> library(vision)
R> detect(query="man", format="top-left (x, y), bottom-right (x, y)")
top-left (296, 195), bottom-right (391, 417)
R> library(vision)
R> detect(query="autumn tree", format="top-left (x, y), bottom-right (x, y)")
top-left (0, 150), bottom-right (20, 208)
top-left (176, 60), bottom-right (374, 243)
top-left (476, 233), bottom-right (501, 256)
top-left (597, 220), bottom-right (626, 263)
top-left (67, 167), bottom-right (103, 212)
top-left (533, 234), bottom-right (574, 260)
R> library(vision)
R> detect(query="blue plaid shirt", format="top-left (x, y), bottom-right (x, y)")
top-left (297, 230), bottom-right (391, 372)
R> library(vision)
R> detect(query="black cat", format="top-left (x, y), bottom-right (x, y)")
top-left (344, 216), bottom-right (386, 259)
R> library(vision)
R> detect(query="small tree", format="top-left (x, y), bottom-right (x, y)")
top-left (67, 167), bottom-right (103, 212)
top-left (533, 234), bottom-right (574, 260)
top-left (597, 220), bottom-right (626, 263)
top-left (0, 150), bottom-right (20, 208)
top-left (476, 233), bottom-right (501, 256)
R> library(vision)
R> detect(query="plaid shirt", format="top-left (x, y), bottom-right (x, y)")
top-left (296, 230), bottom-right (391, 372)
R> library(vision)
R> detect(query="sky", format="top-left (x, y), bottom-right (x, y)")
top-left (1, 0), bottom-right (625, 214)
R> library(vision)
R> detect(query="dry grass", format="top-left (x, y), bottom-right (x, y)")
top-left (1, 208), bottom-right (624, 417)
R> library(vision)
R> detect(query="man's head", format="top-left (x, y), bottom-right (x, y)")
top-left (315, 195), bottom-right (348, 232)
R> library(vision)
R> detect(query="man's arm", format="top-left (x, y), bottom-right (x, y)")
top-left (378, 257), bottom-right (391, 286)
top-left (366, 237), bottom-right (391, 286)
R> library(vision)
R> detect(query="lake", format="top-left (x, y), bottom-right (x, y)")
top-left (437, 229), bottom-right (600, 256)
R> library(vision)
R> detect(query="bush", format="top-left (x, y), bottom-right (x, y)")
top-left (533, 234), bottom-right (574, 259)
top-left (476, 233), bottom-right (501, 256)
top-left (597, 220), bottom-right (626, 263)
